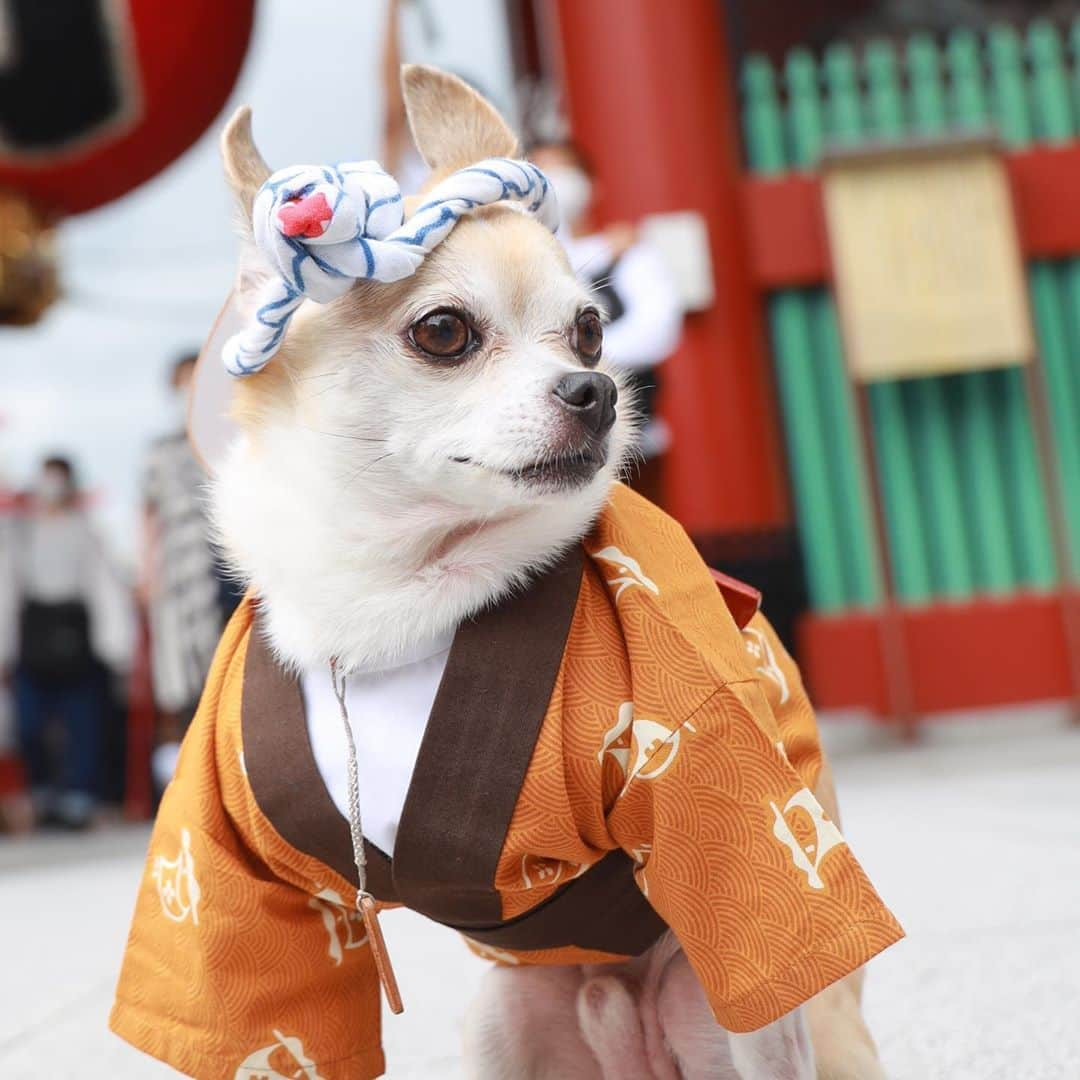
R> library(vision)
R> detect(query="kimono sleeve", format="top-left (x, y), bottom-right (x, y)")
top-left (109, 627), bottom-right (386, 1080)
top-left (604, 676), bottom-right (903, 1033)
top-left (739, 610), bottom-right (824, 793)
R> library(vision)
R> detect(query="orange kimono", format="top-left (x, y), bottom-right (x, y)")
top-left (111, 483), bottom-right (903, 1079)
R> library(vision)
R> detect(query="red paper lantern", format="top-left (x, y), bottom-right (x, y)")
top-left (0, 0), bottom-right (256, 217)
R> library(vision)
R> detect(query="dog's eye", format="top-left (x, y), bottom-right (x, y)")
top-left (410, 310), bottom-right (474, 360)
top-left (574, 310), bottom-right (603, 365)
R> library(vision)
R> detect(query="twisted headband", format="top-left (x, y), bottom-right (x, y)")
top-left (222, 157), bottom-right (558, 376)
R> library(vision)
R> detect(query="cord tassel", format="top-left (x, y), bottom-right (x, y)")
top-left (330, 659), bottom-right (405, 1014)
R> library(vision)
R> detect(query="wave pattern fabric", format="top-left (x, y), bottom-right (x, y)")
top-left (110, 485), bottom-right (903, 1079)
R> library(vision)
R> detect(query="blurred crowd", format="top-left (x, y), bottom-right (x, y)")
top-left (0, 164), bottom-right (682, 836)
top-left (0, 2), bottom-right (685, 836)
top-left (0, 354), bottom-right (242, 834)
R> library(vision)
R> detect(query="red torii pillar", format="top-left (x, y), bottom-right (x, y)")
top-left (553, 0), bottom-right (790, 540)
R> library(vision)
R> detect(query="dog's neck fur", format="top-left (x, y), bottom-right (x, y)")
top-left (213, 70), bottom-right (626, 673)
top-left (214, 425), bottom-right (610, 675)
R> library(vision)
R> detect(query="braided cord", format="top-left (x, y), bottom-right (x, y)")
top-left (223, 156), bottom-right (557, 377)
top-left (329, 659), bottom-right (368, 905)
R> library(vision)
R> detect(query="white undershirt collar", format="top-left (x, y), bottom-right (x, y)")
top-left (302, 626), bottom-right (456, 856)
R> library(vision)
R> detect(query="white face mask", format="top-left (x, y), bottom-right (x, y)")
top-left (37, 472), bottom-right (68, 505)
top-left (169, 390), bottom-right (191, 431)
top-left (166, 372), bottom-right (195, 430)
top-left (545, 165), bottom-right (593, 230)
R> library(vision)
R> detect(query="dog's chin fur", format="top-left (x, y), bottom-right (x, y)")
top-left (214, 72), bottom-right (635, 676)
top-left (214, 426), bottom-right (619, 674)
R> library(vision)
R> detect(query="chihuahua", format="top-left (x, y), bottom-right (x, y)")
top-left (212, 65), bottom-right (884, 1080)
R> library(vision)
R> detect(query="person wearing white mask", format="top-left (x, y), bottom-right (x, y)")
top-left (530, 139), bottom-right (683, 504)
top-left (380, 0), bottom-right (431, 197)
top-left (1, 456), bottom-right (131, 828)
top-left (139, 354), bottom-right (239, 796)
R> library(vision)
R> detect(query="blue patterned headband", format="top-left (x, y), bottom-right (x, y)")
top-left (222, 157), bottom-right (558, 376)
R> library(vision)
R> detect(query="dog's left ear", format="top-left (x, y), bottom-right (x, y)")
top-left (220, 105), bottom-right (274, 310)
top-left (402, 64), bottom-right (519, 175)
top-left (221, 105), bottom-right (272, 218)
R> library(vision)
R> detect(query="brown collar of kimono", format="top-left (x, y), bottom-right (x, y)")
top-left (241, 544), bottom-right (585, 919)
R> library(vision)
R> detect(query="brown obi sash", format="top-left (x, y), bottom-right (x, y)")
top-left (242, 550), bottom-right (752, 958)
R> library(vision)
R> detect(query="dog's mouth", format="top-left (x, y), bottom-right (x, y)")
top-left (451, 446), bottom-right (607, 489)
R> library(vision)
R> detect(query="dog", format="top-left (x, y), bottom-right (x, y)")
top-left (209, 66), bottom-right (887, 1080)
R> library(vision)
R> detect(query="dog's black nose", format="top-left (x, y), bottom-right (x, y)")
top-left (552, 372), bottom-right (618, 437)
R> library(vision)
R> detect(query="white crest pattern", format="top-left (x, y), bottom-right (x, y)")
top-left (308, 887), bottom-right (368, 966)
top-left (769, 788), bottom-right (846, 890)
top-left (599, 701), bottom-right (695, 793)
top-left (467, 939), bottom-right (522, 966)
top-left (591, 546), bottom-right (660, 602)
top-left (521, 855), bottom-right (560, 889)
top-left (743, 626), bottom-right (790, 705)
top-left (152, 827), bottom-right (201, 926)
top-left (234, 1030), bottom-right (325, 1079)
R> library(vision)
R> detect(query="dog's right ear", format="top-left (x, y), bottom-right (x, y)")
top-left (220, 106), bottom-right (273, 306)
top-left (402, 64), bottom-right (519, 176)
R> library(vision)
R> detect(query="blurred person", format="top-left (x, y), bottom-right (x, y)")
top-left (0, 507), bottom-right (33, 833)
top-left (110, 75), bottom-right (896, 1077)
top-left (381, 0), bottom-right (431, 195)
top-left (530, 139), bottom-right (683, 505)
top-left (380, 0), bottom-right (494, 196)
top-left (140, 353), bottom-right (240, 794)
top-left (0, 456), bottom-right (131, 828)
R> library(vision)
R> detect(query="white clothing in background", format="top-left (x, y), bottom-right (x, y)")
top-left (562, 233), bottom-right (683, 458)
top-left (0, 509), bottom-right (133, 672)
top-left (143, 431), bottom-right (223, 712)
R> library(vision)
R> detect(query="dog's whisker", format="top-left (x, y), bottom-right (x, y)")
top-left (576, 249), bottom-right (613, 279)
top-left (293, 368), bottom-right (348, 382)
top-left (340, 451), bottom-right (397, 486)
top-left (299, 425), bottom-right (388, 445)
top-left (299, 378), bottom-right (352, 403)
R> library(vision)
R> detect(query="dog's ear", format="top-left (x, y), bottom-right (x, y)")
top-left (220, 106), bottom-right (274, 305)
top-left (402, 64), bottom-right (519, 175)
top-left (221, 105), bottom-right (271, 217)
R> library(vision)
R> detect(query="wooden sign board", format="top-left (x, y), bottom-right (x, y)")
top-left (822, 139), bottom-right (1034, 382)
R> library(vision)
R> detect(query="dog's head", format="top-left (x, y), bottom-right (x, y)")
top-left (221, 66), bottom-right (632, 524)
top-left (214, 67), bottom-right (635, 668)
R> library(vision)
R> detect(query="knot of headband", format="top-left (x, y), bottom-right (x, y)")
top-left (222, 157), bottom-right (558, 376)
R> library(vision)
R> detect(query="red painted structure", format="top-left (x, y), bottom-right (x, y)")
top-left (743, 142), bottom-right (1080, 287)
top-left (0, 2), bottom-right (255, 808)
top-left (0, 0), bottom-right (255, 216)
top-left (741, 146), bottom-right (1080, 721)
top-left (801, 595), bottom-right (1077, 717)
top-left (554, 0), bottom-right (790, 538)
top-left (553, 2), bottom-right (1080, 721)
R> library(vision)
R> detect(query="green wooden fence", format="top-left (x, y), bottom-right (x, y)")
top-left (741, 19), bottom-right (1080, 611)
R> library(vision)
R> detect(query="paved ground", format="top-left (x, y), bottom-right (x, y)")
top-left (1, 710), bottom-right (1077, 1078)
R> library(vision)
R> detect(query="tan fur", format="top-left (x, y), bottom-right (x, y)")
top-left (402, 64), bottom-right (519, 180)
top-left (807, 760), bottom-right (886, 1079)
top-left (220, 106), bottom-right (271, 217)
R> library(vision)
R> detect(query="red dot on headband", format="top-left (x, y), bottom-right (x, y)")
top-left (278, 192), bottom-right (333, 239)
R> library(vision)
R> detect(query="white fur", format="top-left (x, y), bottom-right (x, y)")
top-left (213, 209), bottom-right (634, 673)
top-left (463, 932), bottom-right (814, 1080)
